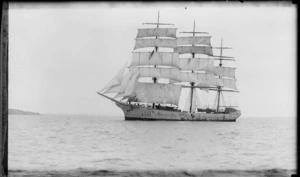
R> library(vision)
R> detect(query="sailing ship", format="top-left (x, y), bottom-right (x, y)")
top-left (97, 12), bottom-right (241, 121)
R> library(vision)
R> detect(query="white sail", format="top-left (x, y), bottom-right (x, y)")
top-left (113, 71), bottom-right (140, 98)
top-left (216, 78), bottom-right (237, 90)
top-left (191, 89), bottom-right (201, 112)
top-left (103, 70), bottom-right (139, 96)
top-left (100, 63), bottom-right (127, 92)
top-left (134, 39), bottom-right (177, 50)
top-left (130, 52), bottom-right (180, 68)
top-left (103, 85), bottom-right (121, 94)
top-left (119, 71), bottom-right (134, 92)
top-left (183, 89), bottom-right (191, 112)
top-left (134, 83), bottom-right (182, 105)
top-left (179, 58), bottom-right (214, 72)
top-left (214, 67), bottom-right (236, 78)
top-left (169, 79), bottom-right (180, 84)
top-left (196, 89), bottom-right (211, 108)
top-left (124, 72), bottom-right (140, 96)
top-left (218, 91), bottom-right (238, 107)
top-left (114, 92), bottom-right (125, 99)
top-left (129, 67), bottom-right (181, 81)
top-left (179, 72), bottom-right (217, 86)
top-left (136, 28), bottom-right (177, 38)
top-left (176, 46), bottom-right (213, 56)
top-left (177, 36), bottom-right (211, 46)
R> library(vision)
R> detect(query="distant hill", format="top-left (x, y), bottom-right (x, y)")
top-left (9, 109), bottom-right (40, 115)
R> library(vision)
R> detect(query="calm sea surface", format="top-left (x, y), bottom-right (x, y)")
top-left (8, 115), bottom-right (296, 176)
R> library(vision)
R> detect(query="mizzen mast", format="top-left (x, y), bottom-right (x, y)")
top-left (213, 39), bottom-right (237, 112)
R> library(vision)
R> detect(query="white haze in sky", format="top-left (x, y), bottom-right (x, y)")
top-left (9, 2), bottom-right (296, 117)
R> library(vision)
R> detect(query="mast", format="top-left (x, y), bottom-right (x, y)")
top-left (216, 38), bottom-right (223, 112)
top-left (134, 11), bottom-right (177, 108)
top-left (153, 11), bottom-right (159, 84)
top-left (189, 20), bottom-right (195, 113)
top-left (214, 38), bottom-right (235, 112)
top-left (152, 11), bottom-right (159, 108)
top-left (179, 21), bottom-right (208, 113)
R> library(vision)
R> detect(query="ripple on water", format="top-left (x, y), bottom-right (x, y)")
top-left (8, 169), bottom-right (297, 177)
top-left (176, 138), bottom-right (186, 141)
top-left (162, 146), bottom-right (172, 149)
top-left (8, 115), bottom-right (296, 172)
top-left (92, 158), bottom-right (124, 163)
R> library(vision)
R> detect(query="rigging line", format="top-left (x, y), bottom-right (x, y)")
top-left (142, 23), bottom-right (174, 25)
top-left (97, 92), bottom-right (122, 104)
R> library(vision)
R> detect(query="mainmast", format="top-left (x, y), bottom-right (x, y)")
top-left (190, 21), bottom-right (196, 113)
top-left (216, 39), bottom-right (223, 112)
top-left (179, 21), bottom-right (208, 113)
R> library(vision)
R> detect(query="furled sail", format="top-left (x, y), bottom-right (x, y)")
top-left (216, 78), bottom-right (237, 90)
top-left (136, 28), bottom-right (177, 38)
top-left (130, 52), bottom-right (180, 68)
top-left (214, 67), bottom-right (236, 78)
top-left (100, 63), bottom-right (127, 92)
top-left (134, 83), bottom-right (182, 105)
top-left (179, 72), bottom-right (217, 86)
top-left (177, 36), bottom-right (211, 46)
top-left (179, 58), bottom-right (214, 72)
top-left (129, 67), bottom-right (181, 81)
top-left (176, 46), bottom-right (213, 56)
top-left (134, 39), bottom-right (177, 50)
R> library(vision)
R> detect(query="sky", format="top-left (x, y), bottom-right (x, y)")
top-left (8, 2), bottom-right (296, 117)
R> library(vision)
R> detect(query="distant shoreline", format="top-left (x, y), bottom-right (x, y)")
top-left (9, 109), bottom-right (40, 115)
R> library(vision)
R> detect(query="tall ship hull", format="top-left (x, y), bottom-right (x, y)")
top-left (116, 102), bottom-right (241, 121)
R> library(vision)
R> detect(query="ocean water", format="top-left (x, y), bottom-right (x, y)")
top-left (8, 115), bottom-right (296, 176)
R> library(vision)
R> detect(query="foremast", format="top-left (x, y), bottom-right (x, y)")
top-left (144, 11), bottom-right (174, 82)
top-left (128, 11), bottom-right (182, 107)
top-left (144, 11), bottom-right (174, 107)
